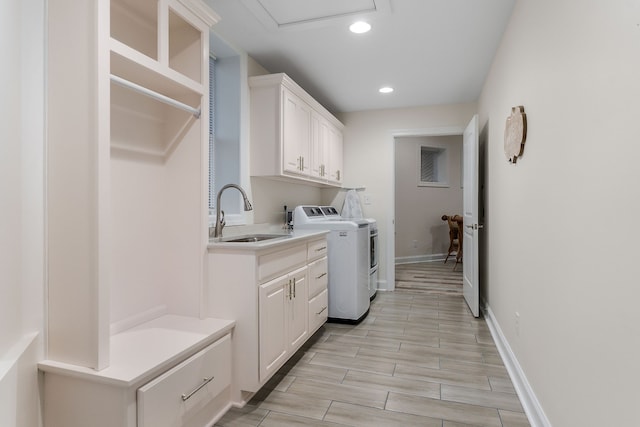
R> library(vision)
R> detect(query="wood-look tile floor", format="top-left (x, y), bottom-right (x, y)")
top-left (395, 261), bottom-right (463, 295)
top-left (216, 264), bottom-right (530, 427)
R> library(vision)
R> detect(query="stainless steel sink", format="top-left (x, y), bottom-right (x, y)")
top-left (219, 234), bottom-right (291, 243)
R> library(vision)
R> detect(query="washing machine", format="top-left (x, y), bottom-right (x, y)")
top-left (293, 205), bottom-right (370, 323)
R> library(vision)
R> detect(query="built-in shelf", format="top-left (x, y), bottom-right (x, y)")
top-left (108, 0), bottom-right (218, 159)
top-left (110, 80), bottom-right (199, 159)
top-left (110, 39), bottom-right (204, 98)
top-left (168, 7), bottom-right (202, 83)
top-left (111, 0), bottom-right (158, 60)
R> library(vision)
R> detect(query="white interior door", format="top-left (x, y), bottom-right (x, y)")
top-left (463, 115), bottom-right (480, 317)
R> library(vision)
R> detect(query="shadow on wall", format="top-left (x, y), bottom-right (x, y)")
top-left (430, 223), bottom-right (449, 255)
top-left (479, 119), bottom-right (489, 304)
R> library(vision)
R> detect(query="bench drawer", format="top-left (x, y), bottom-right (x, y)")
top-left (137, 334), bottom-right (231, 427)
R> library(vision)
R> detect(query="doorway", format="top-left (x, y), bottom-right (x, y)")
top-left (387, 126), bottom-right (464, 291)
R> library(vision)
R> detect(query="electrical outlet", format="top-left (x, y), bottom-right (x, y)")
top-left (515, 311), bottom-right (520, 336)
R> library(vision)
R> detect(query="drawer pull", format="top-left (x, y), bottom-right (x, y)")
top-left (316, 306), bottom-right (327, 315)
top-left (315, 246), bottom-right (327, 252)
top-left (316, 272), bottom-right (327, 279)
top-left (181, 376), bottom-right (214, 402)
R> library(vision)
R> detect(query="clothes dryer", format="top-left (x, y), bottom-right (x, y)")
top-left (365, 218), bottom-right (378, 300)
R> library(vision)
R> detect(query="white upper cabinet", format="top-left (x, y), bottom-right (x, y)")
top-left (282, 89), bottom-right (312, 176)
top-left (249, 73), bottom-right (344, 188)
top-left (310, 112), bottom-right (330, 181)
top-left (328, 124), bottom-right (343, 185)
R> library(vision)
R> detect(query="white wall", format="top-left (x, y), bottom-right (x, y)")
top-left (0, 0), bottom-right (45, 426)
top-left (394, 135), bottom-right (463, 261)
top-left (478, 1), bottom-right (640, 425)
top-left (0, 0), bottom-right (23, 358)
top-left (330, 104), bottom-right (477, 290)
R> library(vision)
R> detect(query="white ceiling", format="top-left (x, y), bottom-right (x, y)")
top-left (205, 0), bottom-right (516, 114)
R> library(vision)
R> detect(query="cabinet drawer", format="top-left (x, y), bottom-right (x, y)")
top-left (308, 289), bottom-right (328, 333)
top-left (137, 334), bottom-right (231, 427)
top-left (258, 244), bottom-right (306, 282)
top-left (308, 257), bottom-right (328, 299)
top-left (307, 238), bottom-right (328, 260)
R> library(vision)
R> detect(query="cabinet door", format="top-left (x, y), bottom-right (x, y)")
top-left (259, 276), bottom-right (288, 381)
top-left (328, 125), bottom-right (343, 184)
top-left (282, 89), bottom-right (311, 176)
top-left (310, 113), bottom-right (329, 181)
top-left (288, 267), bottom-right (309, 352)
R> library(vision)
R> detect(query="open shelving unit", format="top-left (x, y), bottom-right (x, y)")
top-left (43, 1), bottom-right (232, 425)
top-left (109, 0), bottom-right (213, 159)
top-left (45, 0), bottom-right (221, 378)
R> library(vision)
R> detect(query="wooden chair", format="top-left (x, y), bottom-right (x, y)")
top-left (442, 214), bottom-right (463, 269)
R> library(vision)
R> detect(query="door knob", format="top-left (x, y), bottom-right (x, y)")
top-left (465, 224), bottom-right (484, 230)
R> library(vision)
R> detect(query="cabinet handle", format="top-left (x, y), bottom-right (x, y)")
top-left (316, 272), bottom-right (327, 279)
top-left (287, 279), bottom-right (292, 300)
top-left (315, 246), bottom-right (326, 252)
top-left (316, 306), bottom-right (327, 315)
top-left (181, 376), bottom-right (214, 401)
top-left (293, 278), bottom-right (296, 298)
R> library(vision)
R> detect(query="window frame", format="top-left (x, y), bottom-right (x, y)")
top-left (417, 145), bottom-right (449, 188)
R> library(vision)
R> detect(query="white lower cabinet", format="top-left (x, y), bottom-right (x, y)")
top-left (309, 289), bottom-right (329, 333)
top-left (259, 266), bottom-right (308, 382)
top-left (207, 233), bottom-right (329, 397)
top-left (138, 335), bottom-right (231, 427)
top-left (307, 245), bottom-right (328, 334)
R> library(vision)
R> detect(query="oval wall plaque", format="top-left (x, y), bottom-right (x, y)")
top-left (504, 106), bottom-right (527, 163)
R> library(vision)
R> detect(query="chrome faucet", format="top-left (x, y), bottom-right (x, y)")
top-left (214, 184), bottom-right (253, 238)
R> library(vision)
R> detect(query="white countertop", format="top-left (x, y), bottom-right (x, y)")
top-left (207, 229), bottom-right (328, 251)
top-left (38, 315), bottom-right (235, 388)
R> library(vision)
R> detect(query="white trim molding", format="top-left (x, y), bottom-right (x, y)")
top-left (395, 254), bottom-right (447, 264)
top-left (482, 303), bottom-right (552, 427)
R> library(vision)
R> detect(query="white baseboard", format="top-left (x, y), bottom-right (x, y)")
top-left (395, 253), bottom-right (447, 264)
top-left (482, 304), bottom-right (551, 427)
top-left (376, 279), bottom-right (389, 291)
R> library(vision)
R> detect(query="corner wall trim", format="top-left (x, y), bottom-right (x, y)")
top-left (483, 304), bottom-right (552, 427)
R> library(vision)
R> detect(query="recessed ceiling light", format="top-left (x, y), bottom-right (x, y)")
top-left (349, 21), bottom-right (371, 34)
top-left (379, 86), bottom-right (394, 94)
